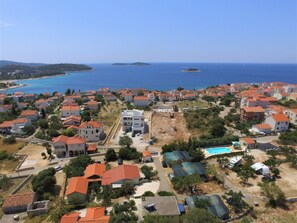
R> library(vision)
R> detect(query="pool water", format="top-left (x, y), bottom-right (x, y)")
top-left (205, 147), bottom-right (231, 155)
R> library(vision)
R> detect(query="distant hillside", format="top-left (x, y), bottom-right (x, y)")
top-left (0, 63), bottom-right (92, 80)
top-left (112, 62), bottom-right (151, 66)
top-left (0, 60), bottom-right (46, 67)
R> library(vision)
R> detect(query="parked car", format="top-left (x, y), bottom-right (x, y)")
top-left (168, 173), bottom-right (175, 180)
top-left (162, 161), bottom-right (168, 168)
top-left (117, 158), bottom-right (123, 165)
top-left (54, 165), bottom-right (62, 172)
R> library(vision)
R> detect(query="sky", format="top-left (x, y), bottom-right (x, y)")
top-left (0, 0), bottom-right (296, 64)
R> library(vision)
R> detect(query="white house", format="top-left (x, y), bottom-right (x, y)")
top-left (284, 109), bottom-right (297, 125)
top-left (52, 135), bottom-right (86, 158)
top-left (133, 96), bottom-right (150, 107)
top-left (19, 110), bottom-right (39, 121)
top-left (122, 109), bottom-right (145, 134)
top-left (122, 93), bottom-right (133, 103)
top-left (10, 118), bottom-right (31, 135)
top-left (250, 124), bottom-right (272, 134)
top-left (79, 120), bottom-right (104, 142)
top-left (264, 114), bottom-right (289, 132)
top-left (61, 105), bottom-right (80, 118)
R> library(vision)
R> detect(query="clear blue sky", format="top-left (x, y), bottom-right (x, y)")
top-left (0, 0), bottom-right (296, 63)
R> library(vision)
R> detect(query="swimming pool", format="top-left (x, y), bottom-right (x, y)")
top-left (205, 147), bottom-right (231, 155)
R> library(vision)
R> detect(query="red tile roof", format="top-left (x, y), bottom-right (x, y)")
top-left (242, 137), bottom-right (256, 144)
top-left (87, 144), bottom-right (97, 152)
top-left (61, 105), bottom-right (80, 111)
top-left (0, 120), bottom-right (14, 128)
top-left (84, 163), bottom-right (106, 178)
top-left (60, 212), bottom-right (80, 223)
top-left (102, 164), bottom-right (140, 185)
top-left (142, 151), bottom-right (152, 157)
top-left (79, 120), bottom-right (102, 128)
top-left (65, 177), bottom-right (89, 196)
top-left (134, 96), bottom-right (149, 101)
top-left (242, 106), bottom-right (265, 113)
top-left (20, 110), bottom-right (38, 116)
top-left (52, 135), bottom-right (85, 145)
top-left (2, 192), bottom-right (36, 209)
top-left (78, 207), bottom-right (110, 223)
top-left (255, 124), bottom-right (272, 130)
top-left (272, 114), bottom-right (289, 122)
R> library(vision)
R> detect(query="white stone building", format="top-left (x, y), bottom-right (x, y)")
top-left (122, 109), bottom-right (145, 134)
top-left (79, 120), bottom-right (103, 142)
top-left (264, 114), bottom-right (289, 132)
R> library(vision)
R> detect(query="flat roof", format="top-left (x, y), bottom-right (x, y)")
top-left (142, 196), bottom-right (180, 216)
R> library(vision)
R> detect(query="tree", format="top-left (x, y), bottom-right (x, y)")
top-left (172, 174), bottom-right (202, 194)
top-left (157, 191), bottom-right (175, 196)
top-left (63, 155), bottom-right (94, 177)
top-left (23, 125), bottom-right (35, 135)
top-left (189, 149), bottom-right (205, 162)
top-left (258, 182), bottom-right (286, 208)
top-left (0, 175), bottom-right (11, 190)
top-left (105, 148), bottom-right (118, 162)
top-left (3, 136), bottom-right (16, 144)
top-left (40, 108), bottom-right (46, 119)
top-left (141, 165), bottom-right (158, 180)
top-left (32, 168), bottom-right (56, 195)
top-left (49, 198), bottom-right (70, 223)
top-left (210, 119), bottom-right (226, 138)
top-left (118, 147), bottom-right (141, 161)
top-left (101, 186), bottom-right (112, 206)
top-left (142, 191), bottom-right (155, 197)
top-left (177, 87), bottom-right (184, 91)
top-left (62, 128), bottom-right (75, 137)
top-left (183, 208), bottom-right (220, 223)
top-left (48, 128), bottom-right (60, 137)
top-left (119, 135), bottom-right (133, 148)
top-left (110, 200), bottom-right (138, 223)
top-left (65, 88), bottom-right (71, 96)
top-left (38, 119), bottom-right (49, 129)
top-left (47, 148), bottom-right (52, 158)
top-left (223, 190), bottom-right (249, 213)
top-left (120, 181), bottom-right (134, 197)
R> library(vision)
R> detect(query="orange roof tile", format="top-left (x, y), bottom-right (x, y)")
top-left (0, 120), bottom-right (14, 128)
top-left (65, 177), bottom-right (89, 196)
top-left (52, 135), bottom-right (85, 145)
top-left (84, 163), bottom-right (106, 178)
top-left (60, 212), bottom-right (80, 223)
top-left (255, 124), bottom-right (272, 130)
top-left (20, 110), bottom-right (38, 116)
top-left (134, 96), bottom-right (149, 101)
top-left (61, 105), bottom-right (80, 111)
top-left (242, 137), bottom-right (255, 144)
top-left (2, 192), bottom-right (36, 209)
top-left (102, 164), bottom-right (140, 185)
top-left (272, 114), bottom-right (289, 122)
top-left (87, 144), bottom-right (97, 152)
top-left (78, 207), bottom-right (110, 223)
top-left (79, 120), bottom-right (102, 128)
top-left (242, 106), bottom-right (265, 113)
top-left (142, 151), bottom-right (152, 157)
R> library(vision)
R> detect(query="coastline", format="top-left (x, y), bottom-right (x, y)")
top-left (0, 83), bottom-right (28, 91)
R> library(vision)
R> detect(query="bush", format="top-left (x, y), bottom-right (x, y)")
top-left (3, 136), bottom-right (16, 144)
top-left (32, 168), bottom-right (56, 196)
top-left (142, 191), bottom-right (155, 197)
top-left (0, 151), bottom-right (14, 160)
top-left (105, 148), bottom-right (118, 162)
top-left (157, 191), bottom-right (175, 196)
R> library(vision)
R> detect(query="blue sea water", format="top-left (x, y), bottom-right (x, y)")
top-left (3, 63), bottom-right (297, 94)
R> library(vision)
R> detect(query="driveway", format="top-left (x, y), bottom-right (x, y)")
top-left (153, 157), bottom-right (172, 192)
top-left (253, 135), bottom-right (279, 143)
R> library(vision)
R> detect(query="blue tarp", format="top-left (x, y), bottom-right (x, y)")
top-left (178, 204), bottom-right (185, 214)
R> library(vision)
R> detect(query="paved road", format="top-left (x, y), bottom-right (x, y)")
top-left (153, 157), bottom-right (172, 192)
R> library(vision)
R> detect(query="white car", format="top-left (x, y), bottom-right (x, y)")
top-left (54, 166), bottom-right (62, 172)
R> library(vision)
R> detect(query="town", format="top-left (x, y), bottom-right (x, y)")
top-left (0, 82), bottom-right (297, 223)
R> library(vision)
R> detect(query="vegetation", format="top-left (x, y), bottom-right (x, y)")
top-left (172, 174), bottom-right (202, 194)
top-left (222, 190), bottom-right (249, 213)
top-left (0, 175), bottom-right (11, 191)
top-left (157, 191), bottom-right (175, 196)
top-left (49, 198), bottom-right (70, 223)
top-left (119, 135), bottom-right (133, 148)
top-left (142, 191), bottom-right (155, 197)
top-left (63, 155), bottom-right (94, 177)
top-left (3, 136), bottom-right (16, 144)
top-left (279, 129), bottom-right (297, 145)
top-left (109, 200), bottom-right (138, 223)
top-left (0, 63), bottom-right (92, 80)
top-left (258, 182), bottom-right (287, 208)
top-left (182, 208), bottom-right (220, 223)
top-left (105, 148), bottom-right (118, 162)
top-left (141, 165), bottom-right (158, 180)
top-left (32, 168), bottom-right (56, 197)
top-left (0, 151), bottom-right (14, 161)
top-left (118, 147), bottom-right (141, 161)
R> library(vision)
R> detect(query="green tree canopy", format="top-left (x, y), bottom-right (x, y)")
top-left (63, 155), bottom-right (94, 177)
top-left (32, 168), bottom-right (56, 195)
top-left (105, 148), bottom-right (118, 162)
top-left (183, 208), bottom-right (221, 223)
top-left (119, 135), bottom-right (133, 148)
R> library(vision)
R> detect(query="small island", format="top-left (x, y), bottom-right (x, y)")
top-left (112, 62), bottom-right (151, 66)
top-left (182, 68), bottom-right (201, 72)
top-left (0, 61), bottom-right (92, 81)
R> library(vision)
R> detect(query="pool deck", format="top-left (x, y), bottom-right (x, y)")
top-left (203, 146), bottom-right (244, 158)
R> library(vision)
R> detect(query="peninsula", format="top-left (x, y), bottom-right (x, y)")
top-left (0, 61), bottom-right (92, 81)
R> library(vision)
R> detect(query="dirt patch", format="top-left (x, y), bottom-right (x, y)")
top-left (55, 171), bottom-right (66, 196)
top-left (151, 112), bottom-right (190, 145)
top-left (0, 177), bottom-right (26, 198)
top-left (0, 138), bottom-right (26, 154)
top-left (17, 178), bottom-right (33, 194)
top-left (17, 144), bottom-right (49, 168)
top-left (199, 181), bottom-right (225, 194)
top-left (275, 162), bottom-right (297, 197)
top-left (0, 159), bottom-right (22, 174)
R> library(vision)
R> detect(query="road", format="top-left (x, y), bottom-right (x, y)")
top-left (253, 135), bottom-right (279, 143)
top-left (153, 157), bottom-right (172, 192)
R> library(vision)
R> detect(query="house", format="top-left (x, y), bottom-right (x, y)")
top-left (17, 102), bottom-right (28, 109)
top-left (284, 108), bottom-right (297, 125)
top-left (0, 120), bottom-right (14, 134)
top-left (65, 177), bottom-right (89, 204)
top-left (84, 163), bottom-right (106, 182)
top-left (23, 94), bottom-right (36, 102)
top-left (240, 106), bottom-right (265, 122)
top-left (0, 118), bottom-right (31, 134)
top-left (122, 109), bottom-right (145, 134)
top-left (251, 124), bottom-right (272, 134)
top-left (19, 110), bottom-right (39, 121)
top-left (142, 196), bottom-right (180, 223)
top-left (102, 164), bottom-right (141, 188)
top-left (2, 192), bottom-right (37, 214)
top-left (63, 115), bottom-right (82, 127)
top-left (239, 137), bottom-right (256, 150)
top-left (79, 120), bottom-right (104, 142)
top-left (61, 105), bottom-right (81, 118)
top-left (85, 100), bottom-right (99, 111)
top-left (133, 96), bottom-right (150, 107)
top-left (142, 150), bottom-right (153, 163)
top-left (0, 104), bottom-right (12, 112)
top-left (87, 143), bottom-right (97, 154)
top-left (52, 135), bottom-right (86, 158)
top-left (122, 93), bottom-right (133, 102)
top-left (103, 93), bottom-right (117, 101)
top-left (264, 114), bottom-right (289, 132)
top-left (185, 195), bottom-right (230, 220)
top-left (35, 99), bottom-right (49, 108)
top-left (60, 207), bottom-right (110, 223)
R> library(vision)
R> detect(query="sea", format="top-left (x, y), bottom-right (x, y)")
top-left (3, 63), bottom-right (297, 94)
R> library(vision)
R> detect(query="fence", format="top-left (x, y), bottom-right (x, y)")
top-left (10, 174), bottom-right (33, 195)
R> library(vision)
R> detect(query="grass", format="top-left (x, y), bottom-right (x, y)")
top-left (0, 159), bottom-right (22, 174)
top-left (0, 177), bottom-right (26, 198)
top-left (97, 101), bottom-right (126, 133)
top-left (176, 99), bottom-right (210, 110)
top-left (17, 178), bottom-right (33, 194)
top-left (24, 215), bottom-right (47, 223)
top-left (0, 138), bottom-right (27, 155)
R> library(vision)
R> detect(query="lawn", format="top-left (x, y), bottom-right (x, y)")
top-left (0, 138), bottom-right (26, 155)
top-left (97, 101), bottom-right (126, 134)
